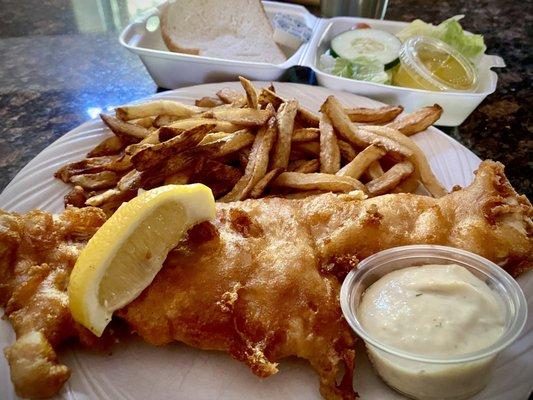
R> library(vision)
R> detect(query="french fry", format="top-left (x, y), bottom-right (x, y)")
top-left (321, 96), bottom-right (412, 158)
top-left (55, 155), bottom-right (120, 182)
top-left (293, 142), bottom-right (320, 157)
top-left (338, 140), bottom-right (358, 162)
top-left (157, 126), bottom-right (186, 142)
top-left (129, 116), bottom-right (155, 128)
top-left (278, 190), bottom-right (325, 199)
top-left (101, 153), bottom-right (134, 172)
top-left (190, 159), bottom-right (243, 198)
top-left (126, 143), bottom-right (151, 157)
top-left (250, 168), bottom-right (283, 198)
top-left (144, 130), bottom-right (165, 145)
top-left (238, 148), bottom-right (250, 170)
top-left (296, 107), bottom-right (320, 128)
top-left (87, 136), bottom-right (124, 157)
top-left (64, 186), bottom-right (87, 208)
top-left (288, 159), bottom-right (310, 171)
top-left (153, 114), bottom-right (181, 128)
top-left (116, 100), bottom-right (203, 121)
top-left (220, 117), bottom-right (277, 201)
top-left (117, 169), bottom-right (142, 191)
top-left (199, 132), bottom-right (232, 145)
top-left (259, 87), bottom-right (319, 126)
top-left (168, 118), bottom-right (243, 133)
top-left (364, 125), bottom-right (447, 197)
top-left (99, 190), bottom-right (137, 217)
top-left (239, 76), bottom-right (259, 109)
top-left (366, 161), bottom-right (414, 196)
top-left (292, 159), bottom-right (319, 173)
top-left (143, 149), bottom-right (204, 180)
top-left (241, 118), bottom-right (277, 193)
top-left (85, 188), bottom-right (122, 207)
top-left (195, 96), bottom-right (224, 108)
top-left (208, 107), bottom-right (273, 126)
top-left (264, 102), bottom-right (276, 114)
top-left (216, 88), bottom-right (247, 106)
top-left (392, 173), bottom-right (420, 194)
top-left (212, 129), bottom-right (255, 157)
top-left (386, 104), bottom-right (443, 136)
top-left (366, 161), bottom-right (385, 180)
top-left (272, 172), bottom-right (365, 193)
top-left (319, 113), bottom-right (341, 174)
top-left (164, 171), bottom-right (191, 185)
top-left (257, 87), bottom-right (282, 109)
top-left (336, 145), bottom-right (386, 179)
top-left (289, 149), bottom-right (309, 161)
top-left (271, 100), bottom-right (298, 169)
top-left (131, 124), bottom-right (215, 171)
top-left (57, 84), bottom-right (447, 214)
top-left (292, 128), bottom-right (320, 142)
top-left (100, 114), bottom-right (149, 143)
top-left (345, 105), bottom-right (403, 124)
top-left (85, 188), bottom-right (135, 216)
top-left (125, 129), bottom-right (164, 155)
top-left (69, 171), bottom-right (119, 190)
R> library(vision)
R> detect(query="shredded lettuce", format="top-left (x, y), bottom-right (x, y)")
top-left (319, 52), bottom-right (391, 84)
top-left (396, 15), bottom-right (486, 61)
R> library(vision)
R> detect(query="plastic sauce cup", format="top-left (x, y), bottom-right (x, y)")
top-left (340, 245), bottom-right (527, 400)
top-left (393, 36), bottom-right (479, 92)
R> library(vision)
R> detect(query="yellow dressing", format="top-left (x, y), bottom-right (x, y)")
top-left (393, 64), bottom-right (437, 90)
top-left (393, 36), bottom-right (478, 92)
top-left (419, 49), bottom-right (474, 89)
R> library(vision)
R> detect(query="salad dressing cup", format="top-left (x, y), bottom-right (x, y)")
top-left (340, 245), bottom-right (527, 400)
top-left (393, 36), bottom-right (479, 92)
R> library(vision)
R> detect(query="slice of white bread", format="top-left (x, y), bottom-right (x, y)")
top-left (160, 0), bottom-right (287, 64)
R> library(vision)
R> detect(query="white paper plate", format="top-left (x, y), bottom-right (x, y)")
top-left (0, 82), bottom-right (531, 400)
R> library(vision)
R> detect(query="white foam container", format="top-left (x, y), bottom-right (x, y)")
top-left (119, 1), bottom-right (505, 126)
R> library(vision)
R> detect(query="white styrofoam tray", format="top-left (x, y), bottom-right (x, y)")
top-left (119, 1), bottom-right (505, 126)
top-left (119, 1), bottom-right (320, 88)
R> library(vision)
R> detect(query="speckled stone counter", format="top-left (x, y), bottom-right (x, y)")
top-left (0, 0), bottom-right (531, 198)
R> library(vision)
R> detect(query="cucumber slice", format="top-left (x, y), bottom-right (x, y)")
top-left (331, 29), bottom-right (401, 69)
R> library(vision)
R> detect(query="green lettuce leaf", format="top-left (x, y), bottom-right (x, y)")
top-left (396, 15), bottom-right (486, 60)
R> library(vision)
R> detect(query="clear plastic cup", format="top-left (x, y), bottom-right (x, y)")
top-left (393, 36), bottom-right (479, 92)
top-left (340, 245), bottom-right (527, 400)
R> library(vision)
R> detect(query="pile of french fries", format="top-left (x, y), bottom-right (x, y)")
top-left (56, 77), bottom-right (446, 215)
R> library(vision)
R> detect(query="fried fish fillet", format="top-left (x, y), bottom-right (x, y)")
top-left (0, 207), bottom-right (107, 398)
top-left (0, 161), bottom-right (531, 399)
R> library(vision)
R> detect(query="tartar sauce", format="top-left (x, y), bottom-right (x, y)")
top-left (358, 264), bottom-right (506, 400)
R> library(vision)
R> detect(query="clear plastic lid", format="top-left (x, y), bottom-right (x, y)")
top-left (397, 36), bottom-right (479, 92)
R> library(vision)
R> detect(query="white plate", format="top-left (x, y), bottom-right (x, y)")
top-left (0, 82), bottom-right (531, 400)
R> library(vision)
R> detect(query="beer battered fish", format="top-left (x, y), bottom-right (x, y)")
top-left (0, 161), bottom-right (531, 399)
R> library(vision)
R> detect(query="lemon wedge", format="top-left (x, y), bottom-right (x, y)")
top-left (68, 183), bottom-right (215, 336)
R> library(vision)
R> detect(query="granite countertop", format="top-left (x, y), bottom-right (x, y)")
top-left (0, 0), bottom-right (531, 198)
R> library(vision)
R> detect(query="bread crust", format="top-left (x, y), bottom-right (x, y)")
top-left (160, 4), bottom-right (200, 55)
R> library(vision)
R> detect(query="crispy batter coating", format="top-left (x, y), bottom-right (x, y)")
top-left (120, 204), bottom-right (357, 399)
top-left (0, 207), bottom-right (106, 398)
top-left (0, 161), bottom-right (531, 399)
top-left (119, 161), bottom-right (531, 400)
